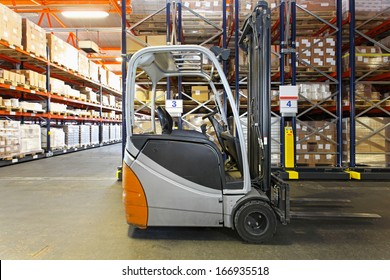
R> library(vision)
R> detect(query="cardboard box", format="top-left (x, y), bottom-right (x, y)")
top-left (135, 90), bottom-right (149, 102)
top-left (297, 37), bottom-right (312, 65)
top-left (147, 35), bottom-right (166, 46)
top-left (89, 61), bottom-right (99, 82)
top-left (126, 35), bottom-right (147, 53)
top-left (191, 86), bottom-right (209, 102)
top-left (343, 46), bottom-right (385, 70)
top-left (107, 71), bottom-right (121, 91)
top-left (99, 67), bottom-right (108, 85)
top-left (0, 69), bottom-right (10, 80)
top-left (343, 117), bottom-right (390, 166)
top-left (41, 127), bottom-right (65, 149)
top-left (90, 125), bottom-right (100, 144)
top-left (22, 18), bottom-right (47, 58)
top-left (78, 52), bottom-right (90, 78)
top-left (0, 4), bottom-right (22, 48)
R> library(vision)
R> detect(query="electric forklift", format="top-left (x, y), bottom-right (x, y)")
top-left (122, 2), bottom-right (290, 243)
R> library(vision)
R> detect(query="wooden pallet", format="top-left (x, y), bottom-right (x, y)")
top-left (17, 150), bottom-right (45, 159)
top-left (0, 149), bottom-right (44, 161)
top-left (50, 111), bottom-right (67, 116)
top-left (4, 107), bottom-right (23, 112)
top-left (0, 78), bottom-right (18, 87)
top-left (21, 108), bottom-right (45, 114)
top-left (51, 92), bottom-right (67, 97)
top-left (25, 49), bottom-right (47, 59)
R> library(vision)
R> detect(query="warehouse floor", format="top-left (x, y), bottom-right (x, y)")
top-left (0, 144), bottom-right (389, 260)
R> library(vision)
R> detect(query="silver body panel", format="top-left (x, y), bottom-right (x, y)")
top-left (125, 149), bottom-right (224, 227)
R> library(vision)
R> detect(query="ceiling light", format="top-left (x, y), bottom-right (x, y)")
top-left (61, 11), bottom-right (109, 19)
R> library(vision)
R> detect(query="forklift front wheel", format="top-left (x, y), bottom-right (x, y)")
top-left (234, 200), bottom-right (277, 243)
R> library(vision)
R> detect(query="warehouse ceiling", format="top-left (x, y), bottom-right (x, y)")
top-left (2, 0), bottom-right (129, 74)
top-left (2, 0), bottom-right (242, 75)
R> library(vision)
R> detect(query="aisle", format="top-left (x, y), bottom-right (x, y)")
top-left (0, 143), bottom-right (389, 260)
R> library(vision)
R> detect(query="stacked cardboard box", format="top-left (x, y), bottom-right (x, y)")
top-left (19, 101), bottom-right (43, 112)
top-left (102, 125), bottom-right (110, 143)
top-left (295, 37), bottom-right (336, 70)
top-left (109, 125), bottom-right (116, 141)
top-left (47, 34), bottom-right (66, 66)
top-left (344, 83), bottom-right (382, 104)
top-left (0, 4), bottom-right (22, 48)
top-left (343, 46), bottom-right (388, 71)
top-left (41, 127), bottom-right (65, 150)
top-left (107, 71), bottom-right (121, 92)
top-left (147, 35), bottom-right (166, 46)
top-left (108, 95), bottom-right (116, 107)
top-left (75, 87), bottom-right (97, 103)
top-left (89, 110), bottom-right (100, 118)
top-left (296, 120), bottom-right (336, 166)
top-left (2, 98), bottom-right (19, 108)
top-left (126, 35), bottom-right (147, 53)
top-left (22, 19), bottom-right (47, 58)
top-left (49, 102), bottom-right (67, 113)
top-left (115, 124), bottom-right (122, 141)
top-left (47, 34), bottom-right (79, 72)
top-left (50, 77), bottom-right (65, 94)
top-left (191, 86), bottom-right (209, 102)
top-left (342, 0), bottom-right (390, 14)
top-left (135, 88), bottom-right (149, 102)
top-left (297, 0), bottom-right (335, 11)
top-left (17, 70), bottom-right (46, 89)
top-left (0, 120), bottom-right (21, 158)
top-left (89, 61), bottom-right (100, 82)
top-left (324, 37), bottom-right (336, 69)
top-left (79, 125), bottom-right (91, 146)
top-left (102, 95), bottom-right (110, 106)
top-left (297, 37), bottom-right (312, 65)
top-left (63, 125), bottom-right (80, 148)
top-left (90, 125), bottom-right (100, 145)
top-left (66, 87), bottom-right (81, 99)
top-left (20, 124), bottom-right (42, 154)
top-left (312, 37), bottom-right (325, 67)
top-left (100, 67), bottom-right (108, 86)
top-left (343, 117), bottom-right (390, 167)
top-left (78, 52), bottom-right (90, 78)
top-left (298, 83), bottom-right (332, 101)
top-left (0, 69), bottom-right (26, 85)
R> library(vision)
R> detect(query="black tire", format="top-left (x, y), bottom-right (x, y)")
top-left (234, 200), bottom-right (277, 243)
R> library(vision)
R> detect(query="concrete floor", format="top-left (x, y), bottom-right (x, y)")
top-left (0, 143), bottom-right (389, 260)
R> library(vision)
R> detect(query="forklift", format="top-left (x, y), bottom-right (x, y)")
top-left (122, 2), bottom-right (290, 243)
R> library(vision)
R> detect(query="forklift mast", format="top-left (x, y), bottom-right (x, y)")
top-left (239, 1), bottom-right (272, 191)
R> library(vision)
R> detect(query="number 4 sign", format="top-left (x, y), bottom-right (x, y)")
top-left (279, 85), bottom-right (298, 117)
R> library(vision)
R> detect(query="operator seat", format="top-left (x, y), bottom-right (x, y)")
top-left (156, 106), bottom-right (173, 134)
top-left (156, 106), bottom-right (207, 139)
top-left (221, 131), bottom-right (243, 174)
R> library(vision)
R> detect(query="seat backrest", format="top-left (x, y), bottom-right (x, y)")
top-left (156, 106), bottom-right (173, 134)
top-left (207, 115), bottom-right (226, 152)
top-left (221, 132), bottom-right (243, 174)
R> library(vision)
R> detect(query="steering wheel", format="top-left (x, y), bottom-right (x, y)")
top-left (202, 108), bottom-right (219, 120)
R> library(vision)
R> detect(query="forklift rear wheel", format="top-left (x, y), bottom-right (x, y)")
top-left (234, 200), bottom-right (276, 243)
